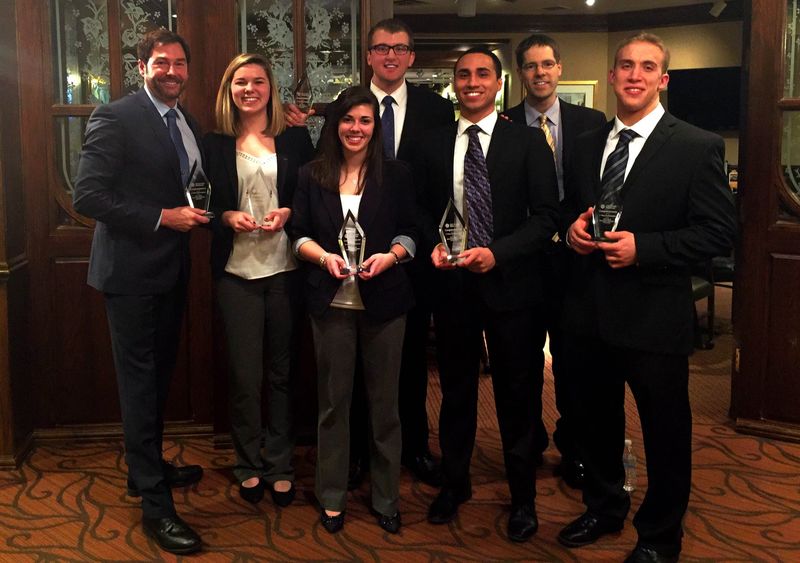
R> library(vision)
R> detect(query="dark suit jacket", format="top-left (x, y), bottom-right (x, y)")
top-left (289, 160), bottom-right (417, 322)
top-left (73, 88), bottom-right (202, 295)
top-left (395, 81), bottom-right (455, 163)
top-left (202, 127), bottom-right (314, 279)
top-left (561, 112), bottom-right (737, 355)
top-left (415, 116), bottom-right (560, 312)
top-left (503, 98), bottom-right (606, 193)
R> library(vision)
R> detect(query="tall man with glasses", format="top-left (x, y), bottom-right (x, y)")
top-left (73, 29), bottom-right (208, 555)
top-left (557, 32), bottom-right (735, 562)
top-left (503, 34), bottom-right (606, 489)
top-left (362, 18), bottom-right (455, 487)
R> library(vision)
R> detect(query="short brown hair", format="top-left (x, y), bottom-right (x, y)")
top-left (213, 53), bottom-right (286, 137)
top-left (137, 28), bottom-right (191, 63)
top-left (614, 32), bottom-right (670, 73)
top-left (515, 34), bottom-right (561, 68)
top-left (368, 18), bottom-right (415, 51)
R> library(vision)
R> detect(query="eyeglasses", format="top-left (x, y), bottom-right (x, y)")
top-left (369, 43), bottom-right (412, 56)
top-left (521, 60), bottom-right (558, 72)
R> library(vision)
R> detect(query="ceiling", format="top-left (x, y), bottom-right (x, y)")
top-left (393, 0), bottom-right (720, 16)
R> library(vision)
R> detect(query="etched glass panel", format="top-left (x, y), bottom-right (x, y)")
top-left (787, 0), bottom-right (800, 97)
top-left (119, 0), bottom-right (176, 95)
top-left (239, 0), bottom-right (295, 102)
top-left (780, 112), bottom-right (800, 209)
top-left (305, 0), bottom-right (360, 103)
top-left (54, 116), bottom-right (90, 195)
top-left (52, 0), bottom-right (111, 105)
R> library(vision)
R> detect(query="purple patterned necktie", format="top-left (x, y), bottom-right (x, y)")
top-left (464, 125), bottom-right (493, 247)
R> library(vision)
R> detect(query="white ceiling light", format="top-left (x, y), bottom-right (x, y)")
top-left (586, 0), bottom-right (596, 6)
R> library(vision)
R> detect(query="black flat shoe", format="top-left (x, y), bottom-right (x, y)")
top-left (508, 504), bottom-right (538, 542)
top-left (269, 482), bottom-right (296, 507)
top-left (624, 545), bottom-right (680, 563)
top-left (320, 510), bottom-right (345, 534)
top-left (142, 514), bottom-right (201, 554)
top-left (557, 512), bottom-right (624, 547)
top-left (427, 487), bottom-right (472, 524)
top-left (377, 510), bottom-right (401, 534)
top-left (127, 462), bottom-right (203, 497)
top-left (239, 479), bottom-right (265, 504)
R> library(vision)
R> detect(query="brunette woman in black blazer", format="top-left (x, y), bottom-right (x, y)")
top-left (289, 86), bottom-right (416, 535)
top-left (203, 53), bottom-right (313, 507)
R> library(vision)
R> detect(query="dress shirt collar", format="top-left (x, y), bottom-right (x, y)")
top-left (524, 97), bottom-right (561, 128)
top-left (143, 84), bottom-right (181, 119)
top-left (457, 111), bottom-right (498, 138)
top-left (371, 80), bottom-right (408, 108)
top-left (611, 103), bottom-right (665, 142)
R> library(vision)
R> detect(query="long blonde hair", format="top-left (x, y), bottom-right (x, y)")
top-left (214, 53), bottom-right (286, 137)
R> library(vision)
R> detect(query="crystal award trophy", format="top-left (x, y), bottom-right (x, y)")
top-left (338, 210), bottom-right (366, 275)
top-left (592, 192), bottom-right (622, 242)
top-left (185, 162), bottom-right (214, 218)
top-left (438, 198), bottom-right (468, 263)
top-left (293, 69), bottom-right (313, 113)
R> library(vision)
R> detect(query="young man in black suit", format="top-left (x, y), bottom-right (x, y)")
top-left (558, 33), bottom-right (736, 563)
top-left (503, 34), bottom-right (607, 489)
top-left (345, 18), bottom-right (455, 488)
top-left (416, 47), bottom-right (558, 542)
top-left (73, 30), bottom-right (208, 555)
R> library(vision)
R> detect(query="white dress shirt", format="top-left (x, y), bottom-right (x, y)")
top-left (600, 103), bottom-right (666, 182)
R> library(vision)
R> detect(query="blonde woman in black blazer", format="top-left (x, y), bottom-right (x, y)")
top-left (203, 53), bottom-right (313, 507)
top-left (289, 86), bottom-right (416, 535)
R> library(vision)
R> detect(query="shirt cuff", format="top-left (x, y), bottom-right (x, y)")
top-left (293, 236), bottom-right (314, 257)
top-left (391, 235), bottom-right (416, 261)
top-left (155, 210), bottom-right (163, 231)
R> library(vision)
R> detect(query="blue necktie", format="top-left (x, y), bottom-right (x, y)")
top-left (165, 108), bottom-right (190, 185)
top-left (464, 125), bottom-right (493, 247)
top-left (599, 128), bottom-right (638, 198)
top-left (381, 96), bottom-right (396, 159)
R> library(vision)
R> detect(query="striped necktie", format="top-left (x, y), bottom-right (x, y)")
top-left (539, 113), bottom-right (556, 157)
top-left (464, 125), bottom-right (493, 247)
top-left (599, 128), bottom-right (638, 198)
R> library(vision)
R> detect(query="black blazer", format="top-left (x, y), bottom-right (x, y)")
top-left (561, 112), bottom-right (737, 355)
top-left (503, 98), bottom-right (606, 193)
top-left (415, 116), bottom-right (560, 312)
top-left (202, 127), bottom-right (314, 279)
top-left (395, 81), bottom-right (456, 163)
top-left (289, 160), bottom-right (417, 321)
top-left (74, 88), bottom-right (202, 294)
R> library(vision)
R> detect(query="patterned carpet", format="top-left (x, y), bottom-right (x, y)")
top-left (2, 293), bottom-right (800, 561)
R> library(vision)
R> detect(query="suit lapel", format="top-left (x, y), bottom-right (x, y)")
top-left (357, 174), bottom-right (381, 235)
top-left (591, 121), bottom-right (614, 200)
top-left (443, 123), bottom-right (457, 200)
top-left (274, 134), bottom-right (288, 199)
top-left (321, 183), bottom-right (345, 233)
top-left (485, 115), bottom-right (506, 183)
top-left (560, 100), bottom-right (576, 167)
top-left (621, 113), bottom-right (676, 199)
top-left (397, 82), bottom-right (417, 160)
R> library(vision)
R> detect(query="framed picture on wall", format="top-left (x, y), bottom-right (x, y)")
top-left (556, 81), bottom-right (598, 109)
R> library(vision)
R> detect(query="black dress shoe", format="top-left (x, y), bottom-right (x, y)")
top-left (427, 487), bottom-right (472, 524)
top-left (375, 510), bottom-right (401, 534)
top-left (557, 512), bottom-right (623, 547)
top-left (402, 451), bottom-right (442, 487)
top-left (320, 510), bottom-right (345, 534)
top-left (347, 461), bottom-right (365, 491)
top-left (239, 479), bottom-right (265, 504)
top-left (555, 458), bottom-right (586, 490)
top-left (142, 515), bottom-right (201, 555)
top-left (507, 504), bottom-right (539, 542)
top-left (269, 482), bottom-right (296, 507)
top-left (624, 545), bottom-right (680, 563)
top-left (127, 462), bottom-right (203, 497)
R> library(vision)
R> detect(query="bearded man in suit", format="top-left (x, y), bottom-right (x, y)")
top-left (503, 33), bottom-right (607, 488)
top-left (73, 29), bottom-right (208, 555)
top-left (557, 32), bottom-right (736, 563)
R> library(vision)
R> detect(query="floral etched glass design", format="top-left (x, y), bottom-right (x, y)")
top-left (781, 113), bottom-right (800, 208)
top-left (784, 1), bottom-right (800, 208)
top-left (240, 0), bottom-right (296, 103)
top-left (304, 0), bottom-right (360, 104)
top-left (120, 0), bottom-right (176, 94)
top-left (52, 0), bottom-right (111, 105)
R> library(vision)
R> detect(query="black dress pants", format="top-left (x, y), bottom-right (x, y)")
top-left (105, 284), bottom-right (186, 519)
top-left (434, 272), bottom-right (540, 505)
top-left (565, 336), bottom-right (691, 556)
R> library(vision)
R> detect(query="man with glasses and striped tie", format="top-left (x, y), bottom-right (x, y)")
top-left (558, 32), bottom-right (735, 563)
top-left (503, 34), bottom-right (607, 491)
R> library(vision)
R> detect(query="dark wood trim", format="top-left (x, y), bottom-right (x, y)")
top-left (735, 418), bottom-right (800, 444)
top-left (107, 0), bottom-right (123, 101)
top-left (400, 1), bottom-right (743, 35)
top-left (33, 422), bottom-right (214, 442)
top-left (0, 431), bottom-right (33, 470)
top-left (50, 104), bottom-right (95, 116)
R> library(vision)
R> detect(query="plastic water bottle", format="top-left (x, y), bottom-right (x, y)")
top-left (623, 439), bottom-right (637, 493)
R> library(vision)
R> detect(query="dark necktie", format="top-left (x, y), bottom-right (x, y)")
top-left (165, 108), bottom-right (190, 185)
top-left (381, 95), bottom-right (396, 159)
top-left (464, 125), bottom-right (493, 247)
top-left (599, 128), bottom-right (638, 198)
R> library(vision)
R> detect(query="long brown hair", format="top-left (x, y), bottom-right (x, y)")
top-left (309, 86), bottom-right (383, 194)
top-left (214, 53), bottom-right (286, 137)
